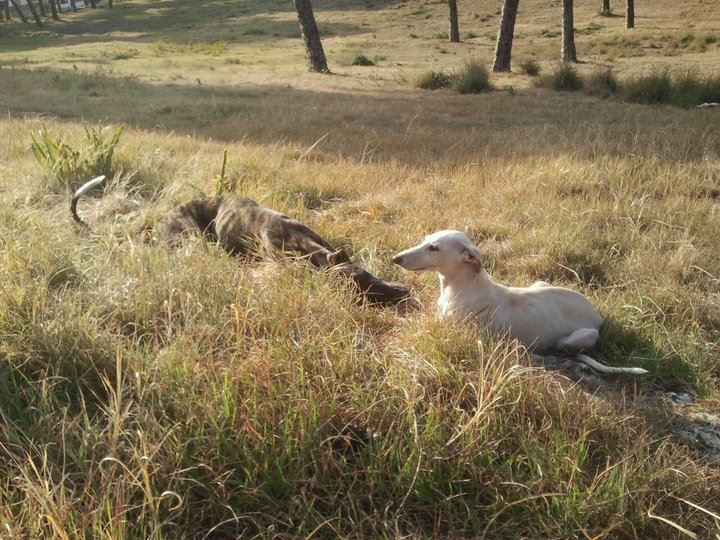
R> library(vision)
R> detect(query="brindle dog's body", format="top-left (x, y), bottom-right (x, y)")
top-left (155, 196), bottom-right (349, 268)
top-left (72, 180), bottom-right (410, 305)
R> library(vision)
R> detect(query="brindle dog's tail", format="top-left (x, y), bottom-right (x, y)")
top-left (71, 175), bottom-right (106, 229)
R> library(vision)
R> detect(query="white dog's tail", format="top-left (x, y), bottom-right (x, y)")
top-left (576, 353), bottom-right (648, 375)
top-left (71, 175), bottom-right (106, 229)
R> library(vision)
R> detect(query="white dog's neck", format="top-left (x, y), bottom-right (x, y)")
top-left (437, 267), bottom-right (502, 318)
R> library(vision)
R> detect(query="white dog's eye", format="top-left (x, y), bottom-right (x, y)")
top-left (428, 244), bottom-right (439, 252)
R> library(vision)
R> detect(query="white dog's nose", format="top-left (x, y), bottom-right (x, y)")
top-left (392, 254), bottom-right (404, 266)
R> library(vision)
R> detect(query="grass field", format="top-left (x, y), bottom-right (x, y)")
top-left (1, 0), bottom-right (720, 537)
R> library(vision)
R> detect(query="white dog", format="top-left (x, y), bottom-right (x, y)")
top-left (393, 230), bottom-right (647, 375)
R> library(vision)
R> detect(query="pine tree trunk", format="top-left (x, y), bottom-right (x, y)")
top-left (492, 0), bottom-right (519, 72)
top-left (26, 0), bottom-right (43, 25)
top-left (625, 0), bottom-right (634, 28)
top-left (293, 0), bottom-right (329, 73)
top-left (37, 0), bottom-right (46, 17)
top-left (9, 0), bottom-right (28, 23)
top-left (601, 0), bottom-right (610, 15)
top-left (49, 0), bottom-right (59, 19)
top-left (448, 0), bottom-right (459, 42)
top-left (0, 3), bottom-right (4, 21)
top-left (107, 0), bottom-right (113, 8)
top-left (89, 0), bottom-right (95, 7)
top-left (5, 0), bottom-right (11, 19)
top-left (69, 0), bottom-right (76, 11)
top-left (561, 0), bottom-right (577, 62)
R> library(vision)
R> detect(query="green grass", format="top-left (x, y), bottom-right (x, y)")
top-left (0, 0), bottom-right (720, 536)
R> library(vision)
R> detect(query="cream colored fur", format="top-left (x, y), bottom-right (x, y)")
top-left (393, 231), bottom-right (647, 375)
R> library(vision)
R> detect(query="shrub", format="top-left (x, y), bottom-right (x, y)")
top-left (351, 52), bottom-right (375, 66)
top-left (670, 71), bottom-right (720, 107)
top-left (412, 70), bottom-right (452, 90)
top-left (620, 69), bottom-right (720, 107)
top-left (464, 31), bottom-right (478, 39)
top-left (519, 59), bottom-right (541, 76)
top-left (584, 67), bottom-right (618, 97)
top-left (30, 123), bottom-right (124, 190)
top-left (622, 69), bottom-right (672, 104)
top-left (454, 60), bottom-right (492, 94)
top-left (536, 63), bottom-right (583, 91)
top-left (435, 32), bottom-right (449, 40)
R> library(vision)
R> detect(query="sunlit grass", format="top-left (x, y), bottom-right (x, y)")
top-left (0, 0), bottom-right (719, 536)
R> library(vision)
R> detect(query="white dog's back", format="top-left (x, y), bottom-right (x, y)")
top-left (492, 284), bottom-right (602, 351)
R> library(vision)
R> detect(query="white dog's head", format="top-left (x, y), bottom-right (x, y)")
top-left (392, 230), bottom-right (483, 275)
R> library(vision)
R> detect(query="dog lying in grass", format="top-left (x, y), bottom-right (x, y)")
top-left (72, 176), bottom-right (411, 306)
top-left (393, 230), bottom-right (648, 375)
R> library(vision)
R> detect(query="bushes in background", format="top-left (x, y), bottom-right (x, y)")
top-left (412, 60), bottom-right (718, 108)
top-left (454, 60), bottom-right (492, 94)
top-left (412, 61), bottom-right (492, 93)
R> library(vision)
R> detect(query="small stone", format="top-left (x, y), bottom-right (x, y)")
top-left (667, 392), bottom-right (693, 404)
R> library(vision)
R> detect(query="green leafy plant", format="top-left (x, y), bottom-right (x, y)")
top-left (351, 52), bottom-right (375, 66)
top-left (412, 70), bottom-right (453, 90)
top-left (213, 149), bottom-right (232, 196)
top-left (30, 122), bottom-right (124, 189)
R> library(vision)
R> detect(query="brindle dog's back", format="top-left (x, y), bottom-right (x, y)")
top-left (158, 196), bottom-right (345, 267)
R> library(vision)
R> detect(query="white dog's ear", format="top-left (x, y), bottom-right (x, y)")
top-left (462, 246), bottom-right (484, 272)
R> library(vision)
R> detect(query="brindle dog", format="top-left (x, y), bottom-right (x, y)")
top-left (72, 177), bottom-right (411, 306)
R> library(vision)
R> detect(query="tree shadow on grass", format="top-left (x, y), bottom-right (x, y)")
top-left (0, 0), bottom-right (372, 51)
top-left (1, 67), bottom-right (717, 169)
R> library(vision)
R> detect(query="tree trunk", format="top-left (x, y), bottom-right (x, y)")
top-left (9, 0), bottom-right (28, 23)
top-left (37, 0), bottom-right (45, 17)
top-left (561, 0), bottom-right (577, 62)
top-left (293, 0), bottom-right (329, 73)
top-left (88, 0), bottom-right (95, 7)
top-left (492, 0), bottom-right (519, 72)
top-left (26, 0), bottom-right (43, 25)
top-left (69, 0), bottom-right (76, 11)
top-left (107, 0), bottom-right (112, 9)
top-left (625, 0), bottom-right (634, 28)
top-left (601, 0), bottom-right (610, 15)
top-left (49, 0), bottom-right (59, 19)
top-left (448, 0), bottom-right (459, 42)
top-left (0, 3), bottom-right (4, 21)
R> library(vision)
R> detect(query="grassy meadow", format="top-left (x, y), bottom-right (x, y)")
top-left (1, 0), bottom-right (720, 537)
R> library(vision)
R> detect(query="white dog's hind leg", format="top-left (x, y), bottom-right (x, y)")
top-left (556, 328), bottom-right (599, 352)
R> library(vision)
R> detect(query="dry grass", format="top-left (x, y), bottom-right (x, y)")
top-left (1, 0), bottom-right (720, 537)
